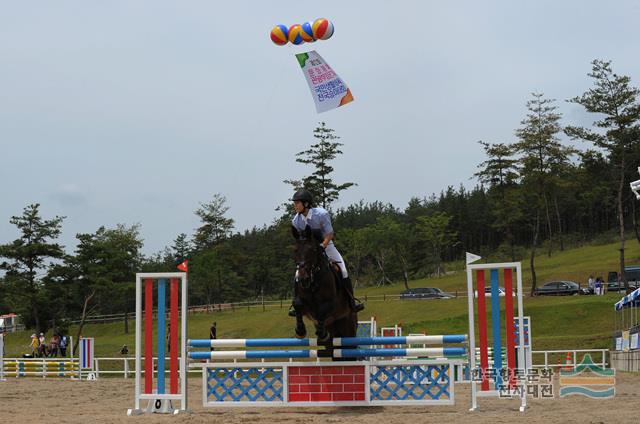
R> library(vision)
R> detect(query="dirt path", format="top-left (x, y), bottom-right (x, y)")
top-left (1, 373), bottom-right (638, 423)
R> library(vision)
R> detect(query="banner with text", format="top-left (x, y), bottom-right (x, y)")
top-left (296, 50), bottom-right (354, 113)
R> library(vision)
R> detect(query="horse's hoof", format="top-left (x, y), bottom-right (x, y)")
top-left (317, 332), bottom-right (330, 343)
top-left (295, 329), bottom-right (307, 339)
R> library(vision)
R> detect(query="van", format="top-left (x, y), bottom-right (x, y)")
top-left (607, 266), bottom-right (640, 291)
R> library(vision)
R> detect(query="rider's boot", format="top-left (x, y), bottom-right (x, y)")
top-left (343, 276), bottom-right (365, 312)
top-left (289, 296), bottom-right (303, 317)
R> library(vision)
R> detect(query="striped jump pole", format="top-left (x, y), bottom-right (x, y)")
top-left (333, 347), bottom-right (467, 358)
top-left (466, 258), bottom-right (526, 412)
top-left (189, 338), bottom-right (320, 348)
top-left (190, 350), bottom-right (320, 360)
top-left (333, 335), bottom-right (467, 346)
top-left (128, 272), bottom-right (188, 416)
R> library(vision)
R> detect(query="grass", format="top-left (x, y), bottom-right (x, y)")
top-left (2, 239), bottom-right (636, 358)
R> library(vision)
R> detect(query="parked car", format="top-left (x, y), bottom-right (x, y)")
top-left (607, 268), bottom-right (640, 292)
top-left (474, 287), bottom-right (515, 297)
top-left (400, 287), bottom-right (454, 300)
top-left (533, 281), bottom-right (588, 296)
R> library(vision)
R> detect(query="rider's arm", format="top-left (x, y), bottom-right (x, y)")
top-left (317, 209), bottom-right (335, 248)
top-left (322, 232), bottom-right (334, 248)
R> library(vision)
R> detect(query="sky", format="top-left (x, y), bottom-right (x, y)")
top-left (1, 1), bottom-right (640, 255)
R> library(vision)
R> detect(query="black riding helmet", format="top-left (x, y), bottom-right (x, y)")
top-left (292, 189), bottom-right (313, 207)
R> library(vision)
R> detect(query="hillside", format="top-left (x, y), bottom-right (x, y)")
top-left (2, 239), bottom-right (638, 358)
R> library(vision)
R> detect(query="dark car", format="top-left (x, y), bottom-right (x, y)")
top-left (607, 267), bottom-right (640, 292)
top-left (400, 287), bottom-right (454, 300)
top-left (533, 281), bottom-right (587, 296)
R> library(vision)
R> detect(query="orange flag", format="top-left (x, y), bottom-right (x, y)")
top-left (177, 260), bottom-right (189, 272)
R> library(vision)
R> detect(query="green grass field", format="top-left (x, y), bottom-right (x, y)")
top-left (2, 239), bottom-right (637, 358)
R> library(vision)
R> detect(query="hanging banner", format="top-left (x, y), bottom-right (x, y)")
top-left (295, 50), bottom-right (354, 113)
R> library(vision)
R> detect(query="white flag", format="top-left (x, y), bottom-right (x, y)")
top-left (466, 252), bottom-right (482, 265)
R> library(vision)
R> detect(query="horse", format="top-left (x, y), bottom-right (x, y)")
top-left (290, 225), bottom-right (358, 345)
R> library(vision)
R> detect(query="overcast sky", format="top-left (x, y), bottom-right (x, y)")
top-left (2, 1), bottom-right (640, 255)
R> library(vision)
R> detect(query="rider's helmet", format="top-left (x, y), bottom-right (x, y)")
top-left (292, 189), bottom-right (313, 207)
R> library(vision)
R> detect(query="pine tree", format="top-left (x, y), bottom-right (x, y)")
top-left (513, 93), bottom-right (574, 293)
top-left (475, 141), bottom-right (522, 259)
top-left (284, 122), bottom-right (355, 209)
top-left (566, 59), bottom-right (640, 293)
top-left (0, 204), bottom-right (65, 331)
top-left (193, 194), bottom-right (235, 250)
top-left (171, 233), bottom-right (192, 263)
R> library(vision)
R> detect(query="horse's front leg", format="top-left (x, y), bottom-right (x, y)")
top-left (292, 297), bottom-right (307, 339)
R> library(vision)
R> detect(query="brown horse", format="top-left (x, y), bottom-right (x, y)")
top-left (291, 225), bottom-right (357, 344)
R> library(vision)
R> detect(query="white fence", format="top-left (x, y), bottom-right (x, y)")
top-left (2, 349), bottom-right (610, 379)
top-left (531, 349), bottom-right (609, 369)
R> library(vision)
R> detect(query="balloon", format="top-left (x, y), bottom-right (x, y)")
top-left (270, 24), bottom-right (289, 46)
top-left (288, 24), bottom-right (305, 45)
top-left (300, 21), bottom-right (315, 42)
top-left (312, 18), bottom-right (334, 40)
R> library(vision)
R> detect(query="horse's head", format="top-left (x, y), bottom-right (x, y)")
top-left (291, 225), bottom-right (326, 288)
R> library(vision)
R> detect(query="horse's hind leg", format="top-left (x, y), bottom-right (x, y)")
top-left (331, 313), bottom-right (359, 361)
top-left (314, 301), bottom-right (336, 343)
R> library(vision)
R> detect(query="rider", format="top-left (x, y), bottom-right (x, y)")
top-left (290, 189), bottom-right (364, 313)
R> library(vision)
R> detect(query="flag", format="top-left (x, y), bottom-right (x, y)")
top-left (296, 50), bottom-right (354, 113)
top-left (466, 252), bottom-right (482, 265)
top-left (177, 260), bottom-right (189, 272)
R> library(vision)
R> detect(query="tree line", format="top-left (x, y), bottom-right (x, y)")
top-left (1, 59), bottom-right (640, 335)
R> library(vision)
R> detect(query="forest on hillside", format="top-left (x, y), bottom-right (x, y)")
top-left (2, 59), bottom-right (640, 333)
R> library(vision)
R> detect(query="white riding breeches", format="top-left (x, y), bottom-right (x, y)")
top-left (294, 242), bottom-right (349, 279)
top-left (324, 242), bottom-right (348, 279)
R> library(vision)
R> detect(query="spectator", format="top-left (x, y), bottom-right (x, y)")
top-left (38, 332), bottom-right (47, 357)
top-left (59, 335), bottom-right (68, 357)
top-left (597, 277), bottom-right (605, 295)
top-left (588, 275), bottom-right (594, 291)
top-left (210, 322), bottom-right (217, 352)
top-left (29, 334), bottom-right (39, 357)
top-left (49, 333), bottom-right (61, 357)
top-left (120, 345), bottom-right (129, 355)
top-left (594, 278), bottom-right (602, 296)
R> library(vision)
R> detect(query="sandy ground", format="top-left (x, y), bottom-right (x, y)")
top-left (1, 374), bottom-right (639, 424)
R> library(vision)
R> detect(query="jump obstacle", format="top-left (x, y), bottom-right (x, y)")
top-left (466, 261), bottom-right (527, 412)
top-left (0, 336), bottom-right (95, 380)
top-left (129, 261), bottom-right (529, 414)
top-left (187, 335), bottom-right (467, 407)
top-left (127, 273), bottom-right (188, 415)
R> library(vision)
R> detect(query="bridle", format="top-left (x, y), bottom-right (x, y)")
top-left (295, 240), bottom-right (330, 290)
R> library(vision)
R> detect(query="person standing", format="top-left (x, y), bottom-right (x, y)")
top-left (594, 278), bottom-right (602, 296)
top-left (59, 334), bottom-right (68, 357)
top-left (38, 333), bottom-right (47, 357)
top-left (49, 333), bottom-right (60, 358)
top-left (209, 322), bottom-right (217, 352)
top-left (29, 334), bottom-right (39, 357)
top-left (588, 275), bottom-right (594, 293)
